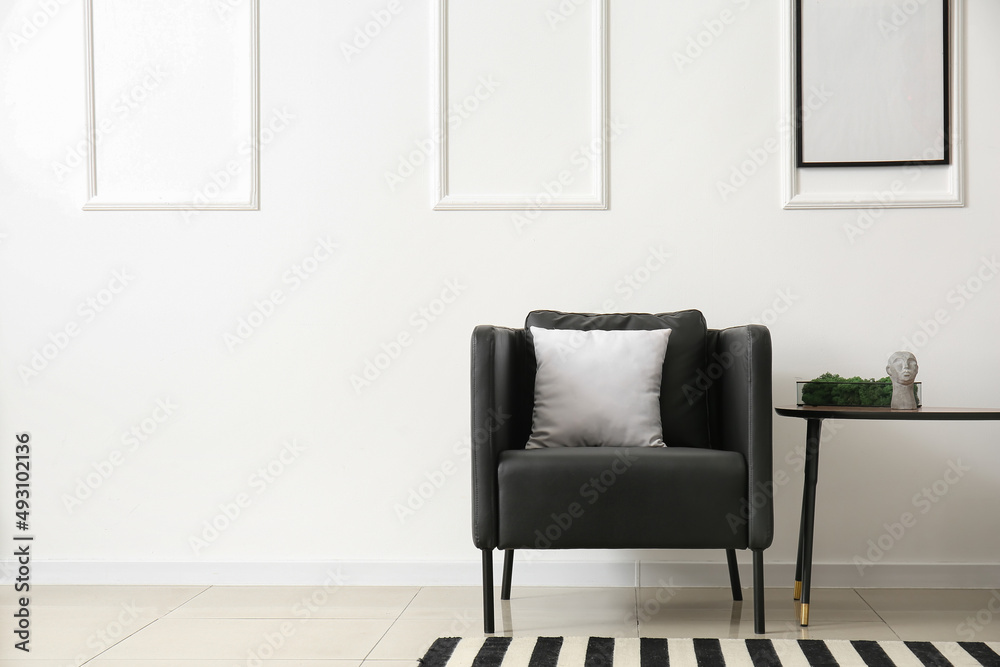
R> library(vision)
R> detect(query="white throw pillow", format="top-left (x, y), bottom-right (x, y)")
top-left (526, 326), bottom-right (672, 449)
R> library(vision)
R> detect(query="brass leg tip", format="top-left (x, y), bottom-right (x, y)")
top-left (800, 603), bottom-right (810, 626)
top-left (793, 580), bottom-right (802, 600)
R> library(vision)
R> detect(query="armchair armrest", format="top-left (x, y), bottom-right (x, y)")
top-left (714, 325), bottom-right (773, 550)
top-left (471, 325), bottom-right (532, 550)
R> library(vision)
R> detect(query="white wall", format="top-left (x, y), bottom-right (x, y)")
top-left (1, 0), bottom-right (999, 587)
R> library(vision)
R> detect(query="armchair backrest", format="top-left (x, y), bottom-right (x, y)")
top-left (523, 310), bottom-right (712, 449)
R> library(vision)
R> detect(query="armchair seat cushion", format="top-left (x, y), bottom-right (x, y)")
top-left (497, 447), bottom-right (748, 550)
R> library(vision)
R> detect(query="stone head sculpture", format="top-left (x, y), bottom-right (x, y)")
top-left (886, 351), bottom-right (918, 409)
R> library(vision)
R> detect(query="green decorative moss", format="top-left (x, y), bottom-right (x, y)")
top-left (799, 372), bottom-right (917, 407)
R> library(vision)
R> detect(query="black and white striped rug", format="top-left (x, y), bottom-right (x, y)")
top-left (419, 637), bottom-right (1000, 667)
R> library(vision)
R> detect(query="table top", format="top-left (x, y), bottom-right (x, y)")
top-left (775, 405), bottom-right (1000, 420)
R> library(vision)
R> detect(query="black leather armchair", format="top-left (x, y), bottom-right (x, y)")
top-left (471, 310), bottom-right (773, 634)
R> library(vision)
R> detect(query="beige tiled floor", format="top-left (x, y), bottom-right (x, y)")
top-left (1, 585), bottom-right (998, 664)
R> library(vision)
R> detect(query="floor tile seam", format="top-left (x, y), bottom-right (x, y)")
top-left (84, 615), bottom-right (162, 664)
top-left (162, 584), bottom-right (214, 618)
top-left (162, 614), bottom-right (405, 621)
top-left (392, 586), bottom-right (423, 621)
top-left (52, 614), bottom-right (398, 664)
top-left (360, 616), bottom-right (400, 663)
top-left (32, 585), bottom-right (191, 664)
top-left (852, 587), bottom-right (900, 638)
top-left (378, 585), bottom-right (466, 661)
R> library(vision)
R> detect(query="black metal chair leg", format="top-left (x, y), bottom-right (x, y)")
top-left (725, 549), bottom-right (743, 601)
top-left (501, 549), bottom-right (514, 600)
top-left (752, 549), bottom-right (765, 634)
top-left (482, 549), bottom-right (495, 633)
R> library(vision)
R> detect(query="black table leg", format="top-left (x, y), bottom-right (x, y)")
top-left (794, 489), bottom-right (806, 600)
top-left (799, 418), bottom-right (823, 626)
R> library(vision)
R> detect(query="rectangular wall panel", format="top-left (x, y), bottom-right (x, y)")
top-left (781, 0), bottom-right (963, 209)
top-left (435, 0), bottom-right (608, 210)
top-left (83, 0), bottom-right (259, 211)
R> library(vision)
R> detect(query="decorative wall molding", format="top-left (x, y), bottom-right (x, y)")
top-left (781, 0), bottom-right (964, 210)
top-left (434, 0), bottom-right (609, 211)
top-left (82, 0), bottom-right (260, 211)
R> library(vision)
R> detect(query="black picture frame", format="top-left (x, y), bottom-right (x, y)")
top-left (795, 0), bottom-right (950, 168)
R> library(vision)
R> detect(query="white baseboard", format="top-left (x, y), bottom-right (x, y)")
top-left (2, 559), bottom-right (999, 588)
